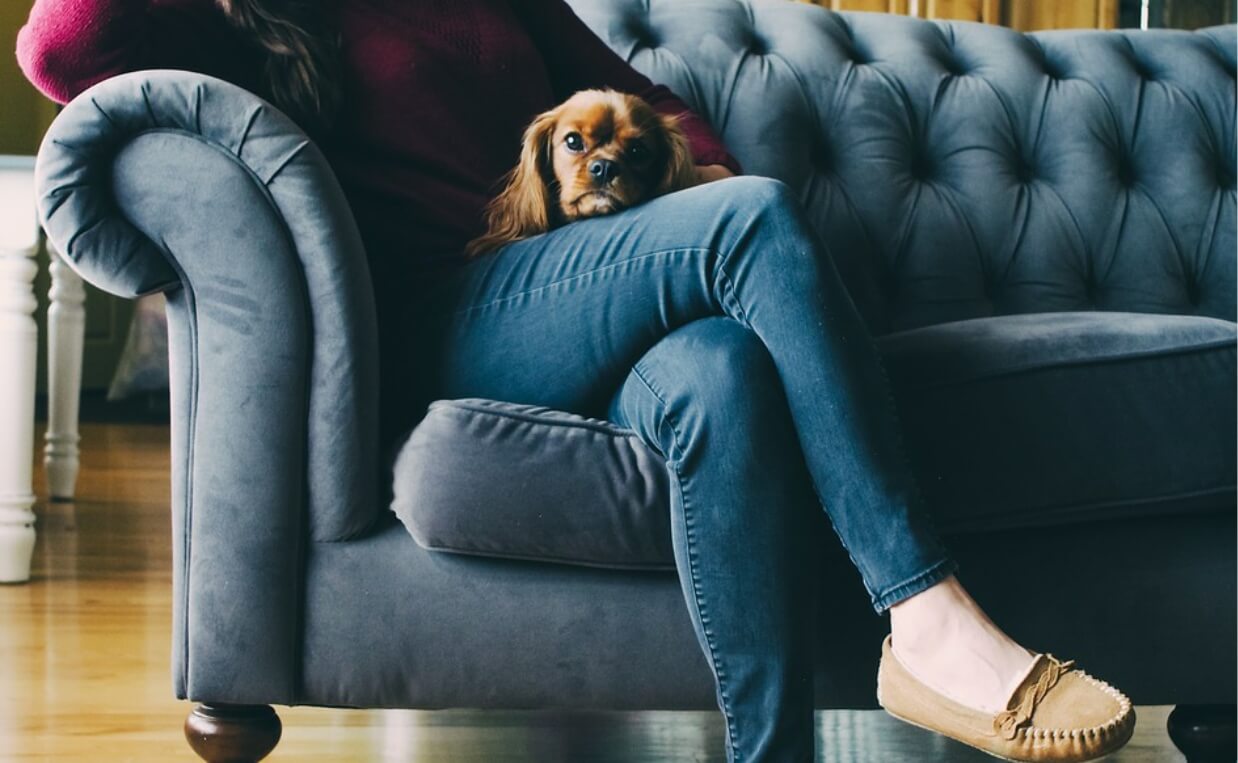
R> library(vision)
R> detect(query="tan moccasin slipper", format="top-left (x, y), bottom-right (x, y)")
top-left (877, 635), bottom-right (1135, 762)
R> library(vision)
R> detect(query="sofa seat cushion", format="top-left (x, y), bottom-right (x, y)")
top-left (879, 311), bottom-right (1237, 533)
top-left (391, 398), bottom-right (674, 570)
top-left (392, 311), bottom-right (1235, 569)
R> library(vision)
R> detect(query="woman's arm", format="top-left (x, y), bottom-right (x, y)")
top-left (512, 0), bottom-right (743, 177)
top-left (17, 0), bottom-right (248, 104)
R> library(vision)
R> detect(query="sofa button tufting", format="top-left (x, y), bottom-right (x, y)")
top-left (626, 19), bottom-right (657, 48)
top-left (909, 152), bottom-right (934, 181)
top-left (812, 143), bottom-right (833, 174)
top-left (1185, 281), bottom-right (1202, 307)
top-left (1014, 159), bottom-right (1036, 184)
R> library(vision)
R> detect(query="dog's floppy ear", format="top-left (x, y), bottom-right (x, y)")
top-left (466, 108), bottom-right (560, 258)
top-left (657, 113), bottom-right (698, 195)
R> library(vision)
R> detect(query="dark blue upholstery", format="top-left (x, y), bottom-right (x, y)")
top-left (36, 71), bottom-right (381, 703)
top-left (32, 0), bottom-right (1236, 721)
top-left (392, 399), bottom-right (673, 570)
top-left (569, 1), bottom-right (1236, 332)
top-left (881, 311), bottom-right (1236, 531)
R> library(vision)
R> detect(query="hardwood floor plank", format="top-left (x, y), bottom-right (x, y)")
top-left (0, 423), bottom-right (1185, 761)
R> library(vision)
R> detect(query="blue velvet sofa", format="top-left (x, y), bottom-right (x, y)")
top-left (33, 1), bottom-right (1236, 760)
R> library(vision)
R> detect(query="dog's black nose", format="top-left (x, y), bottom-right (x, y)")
top-left (588, 159), bottom-right (621, 184)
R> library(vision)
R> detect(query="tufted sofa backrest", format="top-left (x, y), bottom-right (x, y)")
top-left (568, 0), bottom-right (1237, 334)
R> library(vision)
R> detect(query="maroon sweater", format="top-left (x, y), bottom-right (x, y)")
top-left (17, 0), bottom-right (741, 270)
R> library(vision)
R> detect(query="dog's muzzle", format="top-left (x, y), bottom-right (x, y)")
top-left (588, 158), bottom-right (621, 185)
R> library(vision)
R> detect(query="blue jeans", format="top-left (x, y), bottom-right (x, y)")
top-left (407, 176), bottom-right (956, 762)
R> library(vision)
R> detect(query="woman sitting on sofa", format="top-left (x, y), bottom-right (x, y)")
top-left (17, 1), bottom-right (1134, 761)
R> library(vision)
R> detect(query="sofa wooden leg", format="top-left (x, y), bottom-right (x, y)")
top-left (1168, 704), bottom-right (1237, 763)
top-left (184, 704), bottom-right (282, 763)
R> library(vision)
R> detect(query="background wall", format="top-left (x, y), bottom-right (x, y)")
top-left (0, 1), bottom-right (54, 155)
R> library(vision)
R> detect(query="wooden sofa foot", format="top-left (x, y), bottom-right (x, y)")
top-left (1168, 704), bottom-right (1237, 763)
top-left (184, 704), bottom-right (282, 763)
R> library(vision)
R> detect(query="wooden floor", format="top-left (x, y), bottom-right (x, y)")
top-left (0, 422), bottom-right (1186, 762)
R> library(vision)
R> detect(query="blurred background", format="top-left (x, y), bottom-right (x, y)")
top-left (801, 0), bottom-right (1236, 29)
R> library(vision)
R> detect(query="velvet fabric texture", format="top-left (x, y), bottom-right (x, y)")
top-left (31, 0), bottom-right (1236, 718)
top-left (567, 1), bottom-right (1236, 332)
top-left (392, 399), bottom-right (673, 570)
top-left (36, 70), bottom-right (381, 702)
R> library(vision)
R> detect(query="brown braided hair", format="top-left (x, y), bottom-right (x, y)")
top-left (215, 0), bottom-right (341, 135)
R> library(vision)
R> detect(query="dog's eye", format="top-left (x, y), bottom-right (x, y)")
top-left (626, 142), bottom-right (649, 161)
top-left (564, 132), bottom-right (585, 152)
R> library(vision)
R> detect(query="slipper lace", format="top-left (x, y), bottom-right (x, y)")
top-left (992, 655), bottom-right (1077, 740)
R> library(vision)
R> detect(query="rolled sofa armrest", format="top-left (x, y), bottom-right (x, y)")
top-left (35, 70), bottom-right (379, 703)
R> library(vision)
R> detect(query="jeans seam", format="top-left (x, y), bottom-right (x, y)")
top-left (451, 247), bottom-right (714, 317)
top-left (630, 361), bottom-right (742, 760)
top-left (804, 481), bottom-right (882, 606)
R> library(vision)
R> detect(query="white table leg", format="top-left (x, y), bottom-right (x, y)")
top-left (44, 245), bottom-right (84, 501)
top-left (0, 241), bottom-right (38, 583)
top-left (0, 159), bottom-right (40, 583)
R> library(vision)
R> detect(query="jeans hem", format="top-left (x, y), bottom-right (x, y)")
top-left (870, 557), bottom-right (958, 613)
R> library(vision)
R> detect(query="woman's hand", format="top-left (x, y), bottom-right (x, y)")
top-left (694, 164), bottom-right (736, 185)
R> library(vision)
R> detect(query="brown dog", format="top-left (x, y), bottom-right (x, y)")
top-left (465, 89), bottom-right (697, 257)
